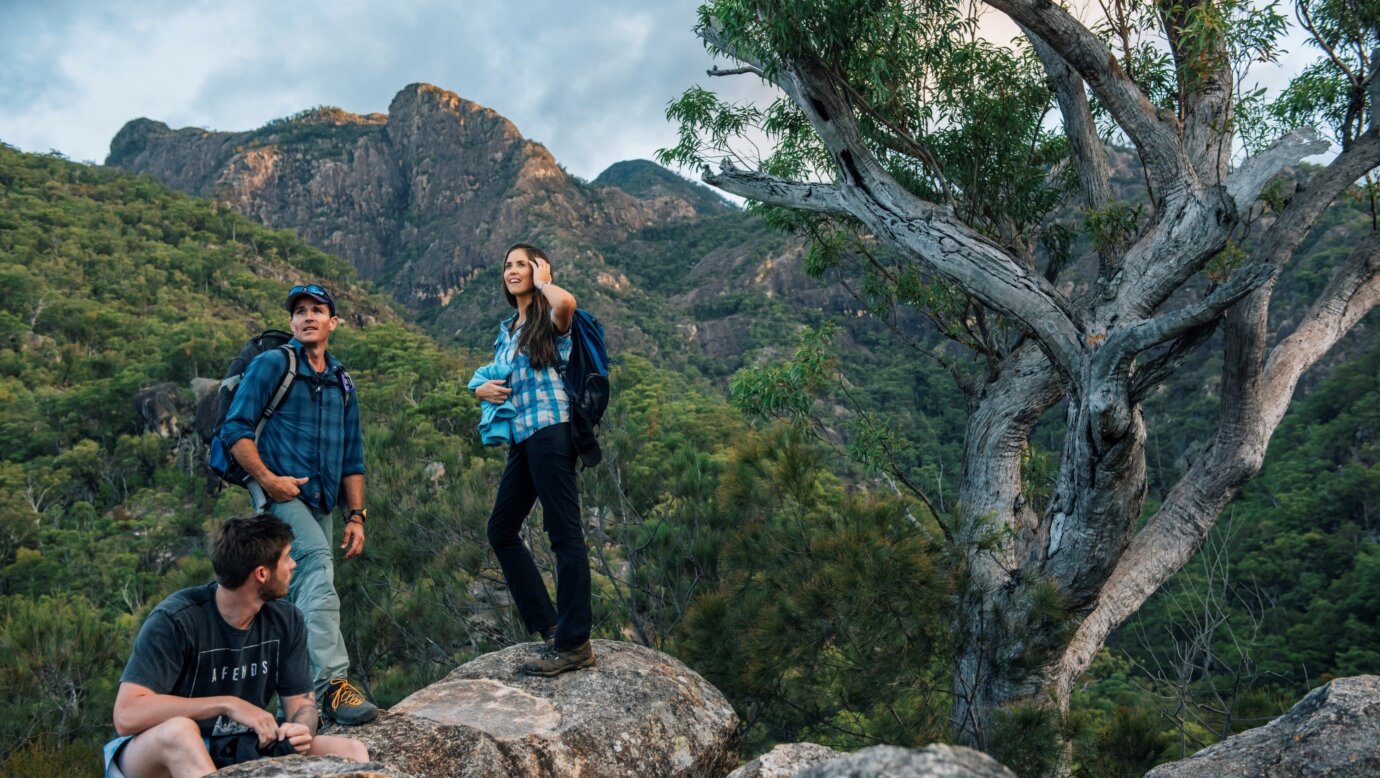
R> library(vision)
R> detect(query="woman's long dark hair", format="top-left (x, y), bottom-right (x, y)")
top-left (503, 242), bottom-right (558, 369)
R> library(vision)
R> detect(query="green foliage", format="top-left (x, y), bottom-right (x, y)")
top-left (677, 426), bottom-right (953, 754)
top-left (1269, 0), bottom-right (1378, 148)
top-left (986, 702), bottom-right (1077, 778)
top-left (0, 594), bottom-right (124, 750)
top-left (730, 323), bottom-right (839, 424)
top-left (1079, 706), bottom-right (1172, 778)
top-left (1082, 202), bottom-right (1143, 256)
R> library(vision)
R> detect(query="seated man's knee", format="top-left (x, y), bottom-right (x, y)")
top-left (154, 716), bottom-right (202, 744)
top-left (148, 716), bottom-right (208, 760)
top-left (311, 735), bottom-right (369, 762)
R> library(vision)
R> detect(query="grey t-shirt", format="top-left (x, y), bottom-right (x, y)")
top-left (120, 583), bottom-right (312, 737)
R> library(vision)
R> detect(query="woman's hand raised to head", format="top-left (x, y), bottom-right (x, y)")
top-left (532, 255), bottom-right (553, 289)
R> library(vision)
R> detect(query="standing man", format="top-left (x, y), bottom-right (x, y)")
top-left (220, 283), bottom-right (377, 724)
top-left (103, 513), bottom-right (369, 777)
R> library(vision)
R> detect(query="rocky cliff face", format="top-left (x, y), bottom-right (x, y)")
top-left (107, 85), bottom-right (772, 356)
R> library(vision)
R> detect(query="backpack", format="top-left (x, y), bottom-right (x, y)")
top-left (206, 330), bottom-right (354, 487)
top-left (558, 309), bottom-right (610, 468)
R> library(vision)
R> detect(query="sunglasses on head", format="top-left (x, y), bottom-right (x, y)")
top-left (288, 284), bottom-right (333, 300)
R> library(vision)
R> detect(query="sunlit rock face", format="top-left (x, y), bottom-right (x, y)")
top-left (343, 639), bottom-right (739, 778)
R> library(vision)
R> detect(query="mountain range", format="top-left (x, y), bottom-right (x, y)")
top-left (107, 83), bottom-right (833, 370)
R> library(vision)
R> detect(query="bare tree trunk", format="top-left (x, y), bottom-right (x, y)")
top-left (692, 7), bottom-right (1379, 749)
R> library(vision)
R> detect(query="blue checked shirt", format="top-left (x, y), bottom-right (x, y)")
top-left (220, 338), bottom-right (365, 513)
top-left (494, 315), bottom-right (572, 443)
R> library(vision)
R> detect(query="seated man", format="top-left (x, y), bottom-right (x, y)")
top-left (103, 513), bottom-right (369, 777)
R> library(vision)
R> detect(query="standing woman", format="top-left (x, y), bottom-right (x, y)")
top-left (474, 243), bottom-right (594, 675)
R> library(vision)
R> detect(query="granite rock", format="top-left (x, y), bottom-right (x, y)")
top-left (1146, 675), bottom-right (1380, 777)
top-left (345, 639), bottom-right (739, 778)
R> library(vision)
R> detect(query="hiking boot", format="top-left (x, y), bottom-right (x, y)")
top-left (321, 678), bottom-right (378, 725)
top-left (522, 640), bottom-right (595, 677)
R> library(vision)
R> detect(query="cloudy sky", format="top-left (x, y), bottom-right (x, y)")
top-left (1, 0), bottom-right (783, 179)
top-left (1, 0), bottom-right (1324, 180)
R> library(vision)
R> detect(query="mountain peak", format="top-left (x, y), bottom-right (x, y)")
top-left (594, 160), bottom-right (733, 217)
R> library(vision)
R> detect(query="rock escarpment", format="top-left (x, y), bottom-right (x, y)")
top-left (107, 88), bottom-right (711, 350)
top-left (1146, 675), bottom-right (1380, 777)
top-left (342, 639), bottom-right (739, 777)
top-left (106, 84), bottom-right (841, 364)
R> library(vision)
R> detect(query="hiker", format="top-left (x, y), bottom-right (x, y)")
top-left (219, 283), bottom-right (377, 724)
top-left (103, 513), bottom-right (369, 777)
top-left (474, 242), bottom-right (595, 676)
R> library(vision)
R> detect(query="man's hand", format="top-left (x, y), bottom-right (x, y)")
top-left (475, 379), bottom-right (511, 404)
top-left (342, 520), bottom-right (365, 559)
top-left (277, 722), bottom-right (314, 754)
top-left (225, 698), bottom-right (279, 749)
top-left (263, 474), bottom-right (310, 503)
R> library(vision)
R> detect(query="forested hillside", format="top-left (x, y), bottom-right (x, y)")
top-left (1, 135), bottom-right (1377, 777)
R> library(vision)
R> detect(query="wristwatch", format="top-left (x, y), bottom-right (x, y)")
top-left (347, 508), bottom-right (367, 524)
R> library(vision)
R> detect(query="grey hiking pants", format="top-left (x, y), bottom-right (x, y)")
top-left (249, 481), bottom-right (351, 696)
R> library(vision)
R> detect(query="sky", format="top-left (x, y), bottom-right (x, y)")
top-left (0, 0), bottom-right (1326, 181)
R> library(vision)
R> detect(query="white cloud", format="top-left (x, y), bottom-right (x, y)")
top-left (0, 0), bottom-right (1337, 176)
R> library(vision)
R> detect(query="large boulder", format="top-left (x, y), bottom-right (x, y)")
top-left (347, 639), bottom-right (739, 777)
top-left (213, 754), bottom-right (415, 777)
top-left (133, 382), bottom-right (185, 438)
top-left (797, 744), bottom-right (1015, 778)
top-left (727, 743), bottom-right (843, 777)
top-left (1146, 675), bottom-right (1380, 777)
top-left (190, 376), bottom-right (221, 442)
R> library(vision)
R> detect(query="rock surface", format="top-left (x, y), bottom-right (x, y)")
top-left (133, 382), bottom-right (184, 438)
top-left (212, 754), bottom-right (415, 777)
top-left (727, 742), bottom-right (843, 777)
top-left (797, 744), bottom-right (1016, 778)
top-left (1145, 675), bottom-right (1380, 777)
top-left (346, 639), bottom-right (738, 777)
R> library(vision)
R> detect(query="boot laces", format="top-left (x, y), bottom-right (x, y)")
top-left (329, 678), bottom-right (365, 709)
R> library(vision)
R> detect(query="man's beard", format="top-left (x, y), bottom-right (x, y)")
top-left (259, 576), bottom-right (289, 601)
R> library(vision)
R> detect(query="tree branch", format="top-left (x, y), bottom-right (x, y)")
top-left (1021, 23), bottom-right (1118, 277)
top-left (1118, 128), bottom-right (1378, 320)
top-left (1250, 128), bottom-right (1380, 270)
top-left (707, 65), bottom-right (765, 78)
top-left (1104, 260), bottom-right (1274, 361)
top-left (1051, 231), bottom-right (1380, 703)
top-left (985, 0), bottom-right (1190, 199)
top-left (1024, 26), bottom-right (1111, 211)
top-left (698, 21), bottom-right (1087, 377)
top-left (1224, 128), bottom-right (1331, 214)
top-left (703, 161), bottom-right (850, 213)
top-left (1128, 321), bottom-right (1218, 404)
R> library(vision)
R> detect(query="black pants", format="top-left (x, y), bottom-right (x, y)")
top-left (487, 422), bottom-right (591, 649)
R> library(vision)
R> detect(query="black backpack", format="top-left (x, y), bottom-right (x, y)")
top-left (558, 310), bottom-right (610, 468)
top-left (206, 330), bottom-right (299, 487)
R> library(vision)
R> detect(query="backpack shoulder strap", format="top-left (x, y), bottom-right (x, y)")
top-left (254, 345), bottom-right (298, 438)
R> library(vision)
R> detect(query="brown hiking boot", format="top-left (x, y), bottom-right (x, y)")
top-left (521, 640), bottom-right (595, 677)
top-left (321, 677), bottom-right (378, 725)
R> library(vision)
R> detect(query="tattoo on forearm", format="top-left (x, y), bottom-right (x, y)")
top-left (290, 693), bottom-right (320, 734)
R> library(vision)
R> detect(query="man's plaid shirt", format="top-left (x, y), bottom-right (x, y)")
top-left (221, 338), bottom-right (365, 513)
